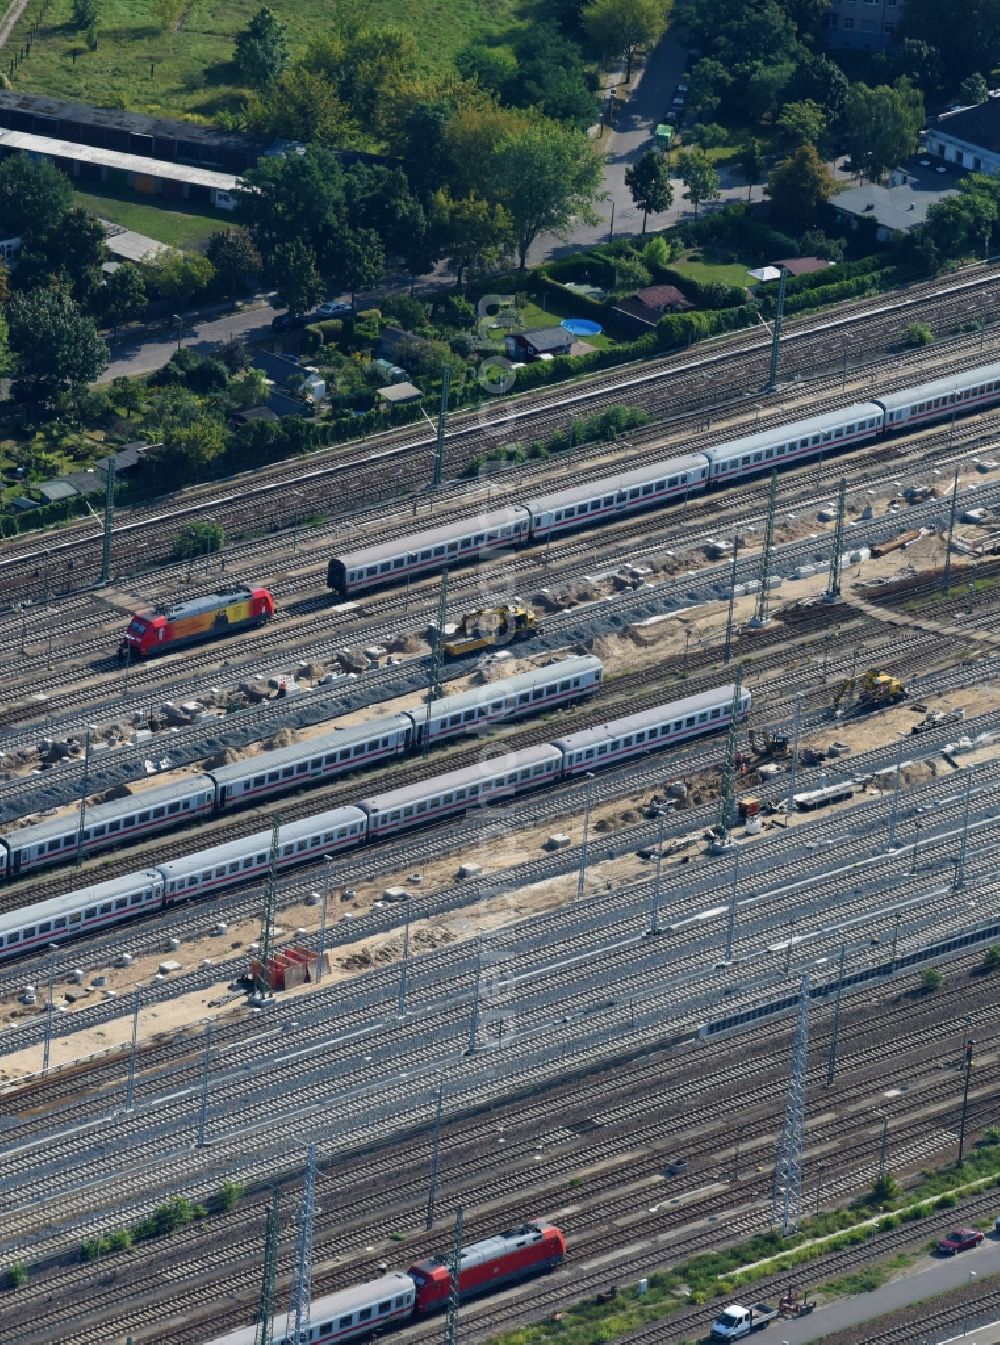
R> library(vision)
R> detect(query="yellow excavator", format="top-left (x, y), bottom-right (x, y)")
top-left (443, 605), bottom-right (541, 659)
top-left (832, 668), bottom-right (907, 712)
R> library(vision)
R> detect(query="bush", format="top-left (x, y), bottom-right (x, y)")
top-left (921, 966), bottom-right (945, 992)
top-left (689, 122), bottom-right (729, 148)
top-left (7, 1262), bottom-right (27, 1289)
top-left (382, 294), bottom-right (429, 330)
top-left (215, 1180), bottom-right (244, 1212)
top-left (299, 325), bottom-right (323, 357)
top-left (905, 321), bottom-right (933, 347)
top-left (172, 519), bottom-right (225, 561)
top-left (317, 319), bottom-right (344, 344)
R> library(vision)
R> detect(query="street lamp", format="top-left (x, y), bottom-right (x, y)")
top-left (172, 313), bottom-right (183, 351)
top-left (958, 1038), bottom-right (975, 1166)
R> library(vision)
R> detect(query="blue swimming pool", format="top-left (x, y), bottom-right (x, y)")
top-left (561, 318), bottom-right (603, 336)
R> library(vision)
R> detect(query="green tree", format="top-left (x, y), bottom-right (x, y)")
top-left (739, 138), bottom-right (766, 202)
top-left (336, 227), bottom-right (386, 302)
top-left (141, 249), bottom-right (216, 305)
top-left (766, 142), bottom-right (835, 232)
top-left (268, 238), bottom-right (324, 316)
top-left (237, 145), bottom-right (346, 255)
top-left (583, 0), bottom-right (671, 82)
top-left (234, 6), bottom-right (289, 90)
top-left (491, 117), bottom-right (604, 269)
top-left (7, 1262), bottom-right (27, 1290)
top-left (0, 153), bottom-right (73, 241)
top-left (902, 0), bottom-right (1000, 85)
top-left (16, 206), bottom-right (108, 305)
top-left (687, 57), bottom-right (732, 120)
top-left (432, 190), bottom-right (512, 287)
top-left (960, 72), bottom-right (990, 105)
top-left (244, 67), bottom-right (357, 146)
top-left (844, 78), bottom-right (925, 181)
top-left (229, 366), bottom-right (270, 409)
top-left (100, 262), bottom-right (147, 332)
top-left (71, 0), bottom-right (97, 30)
top-left (624, 149), bottom-right (674, 232)
top-left (920, 966), bottom-right (944, 992)
top-left (776, 99), bottom-right (828, 148)
top-left (206, 227), bottom-right (262, 303)
top-left (161, 425), bottom-right (227, 482)
top-left (677, 146), bottom-right (721, 218)
top-left (8, 288), bottom-right (109, 404)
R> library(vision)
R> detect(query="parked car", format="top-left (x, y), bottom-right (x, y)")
top-left (677, 81), bottom-right (689, 94)
top-left (937, 1228), bottom-right (984, 1255)
top-left (271, 312), bottom-right (306, 332)
top-left (672, 94), bottom-right (685, 109)
top-left (316, 300), bottom-right (353, 318)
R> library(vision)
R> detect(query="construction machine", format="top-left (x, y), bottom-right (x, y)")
top-left (832, 668), bottom-right (906, 712)
top-left (443, 605), bottom-right (540, 659)
top-left (749, 728), bottom-right (790, 759)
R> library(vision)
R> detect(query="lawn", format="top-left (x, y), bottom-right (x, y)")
top-left (6, 0), bottom-right (523, 122)
top-left (73, 184), bottom-right (229, 250)
top-left (671, 252), bottom-right (753, 289)
top-left (512, 299), bottom-right (618, 351)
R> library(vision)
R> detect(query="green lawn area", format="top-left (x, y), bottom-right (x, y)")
top-left (670, 253), bottom-right (753, 289)
top-left (73, 183), bottom-right (229, 250)
top-left (7, 0), bottom-right (522, 121)
top-left (513, 299), bottom-right (618, 351)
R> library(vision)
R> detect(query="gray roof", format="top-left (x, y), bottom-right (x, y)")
top-left (0, 871), bottom-right (163, 941)
top-left (0, 126), bottom-right (240, 189)
top-left (525, 454), bottom-right (707, 515)
top-left (208, 714), bottom-right (411, 785)
top-left (4, 776), bottom-right (215, 851)
top-left (832, 178), bottom-right (956, 232)
top-left (518, 327), bottom-right (572, 352)
top-left (360, 745), bottom-right (562, 813)
top-left (875, 360), bottom-right (1000, 412)
top-left (703, 403), bottom-right (881, 466)
top-left (421, 657), bottom-right (602, 723)
top-left (156, 806), bottom-right (368, 881)
top-left (934, 99), bottom-right (1000, 154)
top-left (204, 1274), bottom-right (415, 1345)
top-left (335, 506), bottom-right (529, 572)
top-left (378, 381), bottom-right (423, 403)
top-left (37, 481), bottom-right (77, 503)
top-left (553, 686), bottom-right (744, 752)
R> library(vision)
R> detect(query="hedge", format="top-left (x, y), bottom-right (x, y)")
top-left (655, 302), bottom-right (760, 350)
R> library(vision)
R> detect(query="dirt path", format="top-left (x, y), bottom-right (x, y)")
top-left (0, 0), bottom-right (30, 52)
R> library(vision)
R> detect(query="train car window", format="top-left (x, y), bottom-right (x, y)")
top-left (253, 774), bottom-right (266, 786)
top-left (55, 914), bottom-right (69, 928)
top-left (698, 712), bottom-right (708, 722)
top-left (109, 819), bottom-right (121, 833)
top-left (448, 541), bottom-right (459, 553)
top-left (359, 1308), bottom-right (373, 1322)
top-left (559, 680), bottom-right (570, 691)
top-left (416, 800), bottom-right (429, 814)
top-left (92, 824), bottom-right (108, 838)
top-left (168, 802), bottom-right (181, 815)
top-left (320, 1322), bottom-right (333, 1334)
top-left (657, 479), bottom-right (666, 490)
top-left (641, 483), bottom-right (654, 496)
top-left (48, 839), bottom-right (61, 853)
top-left (282, 767), bottom-right (295, 779)
top-left (138, 811), bottom-right (150, 824)
top-left (100, 902), bottom-right (113, 914)
top-left (296, 839), bottom-right (309, 853)
top-left (0, 935), bottom-right (7, 948)
top-left (339, 1316), bottom-right (354, 1328)
top-left (460, 536), bottom-right (472, 549)
top-left (434, 545), bottom-right (446, 557)
top-left (711, 706), bottom-right (721, 718)
top-left (379, 1300), bottom-right (392, 1313)
top-left (623, 734), bottom-right (634, 747)
top-left (38, 920), bottom-right (52, 934)
top-left (115, 898), bottom-right (128, 911)
top-left (152, 806), bottom-right (165, 819)
top-left (668, 476), bottom-right (677, 487)
top-left (23, 925), bottom-right (36, 939)
top-left (85, 906), bottom-right (97, 918)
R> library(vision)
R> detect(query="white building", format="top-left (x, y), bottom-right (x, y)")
top-left (925, 101), bottom-right (1000, 175)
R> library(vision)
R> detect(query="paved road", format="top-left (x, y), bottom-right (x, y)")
top-left (103, 300), bottom-right (283, 381)
top-left (753, 1234), bottom-right (1000, 1343)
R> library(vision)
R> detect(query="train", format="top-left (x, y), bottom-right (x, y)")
top-left (326, 361), bottom-right (1000, 597)
top-left (118, 588), bottom-right (276, 661)
top-left (0, 657), bottom-right (604, 882)
top-left (0, 683), bottom-right (751, 961)
top-left (205, 1222), bottom-right (566, 1345)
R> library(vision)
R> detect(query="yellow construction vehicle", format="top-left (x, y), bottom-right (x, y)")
top-left (443, 605), bottom-right (540, 659)
top-left (833, 669), bottom-right (906, 712)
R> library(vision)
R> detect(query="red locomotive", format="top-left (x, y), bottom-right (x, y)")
top-left (408, 1222), bottom-right (566, 1311)
top-left (118, 587), bottom-right (275, 660)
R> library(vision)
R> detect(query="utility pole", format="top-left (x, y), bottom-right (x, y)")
top-left (254, 1188), bottom-right (281, 1345)
top-left (577, 772), bottom-right (596, 900)
top-left (398, 897), bottom-right (411, 1018)
top-left (714, 667), bottom-right (744, 848)
top-left (467, 935), bottom-right (483, 1054)
top-left (752, 471), bottom-right (778, 627)
top-left (649, 808), bottom-right (666, 935)
top-left (786, 693), bottom-right (803, 821)
top-left (767, 265), bottom-right (788, 392)
top-left (254, 817), bottom-right (281, 1001)
top-left (958, 1038), bottom-right (975, 1166)
top-left (445, 1206), bottom-right (464, 1345)
top-left (723, 534), bottom-right (739, 667)
top-left (74, 726), bottom-right (93, 869)
top-left (196, 1022), bottom-right (212, 1148)
top-left (125, 983), bottom-right (141, 1111)
top-left (424, 568), bottom-right (449, 752)
top-left (42, 944), bottom-right (57, 1075)
top-left (823, 478), bottom-right (848, 603)
top-left (773, 973), bottom-right (810, 1236)
top-left (426, 1083), bottom-right (444, 1230)
top-left (878, 1111), bottom-right (889, 1180)
top-left (724, 845), bottom-right (741, 961)
top-left (888, 736), bottom-right (904, 850)
top-left (943, 465), bottom-right (960, 596)
top-left (286, 1144), bottom-right (317, 1345)
top-left (955, 766), bottom-right (974, 889)
top-left (433, 364), bottom-right (451, 488)
top-left (317, 856), bottom-right (332, 984)
top-left (826, 944), bottom-right (846, 1086)
top-left (100, 454), bottom-right (116, 585)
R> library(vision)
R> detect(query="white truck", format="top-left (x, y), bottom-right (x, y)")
top-left (710, 1303), bottom-right (780, 1340)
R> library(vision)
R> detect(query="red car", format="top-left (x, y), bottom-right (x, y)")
top-left (937, 1228), bottom-right (984, 1255)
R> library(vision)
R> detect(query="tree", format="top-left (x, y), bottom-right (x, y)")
top-left (920, 966), bottom-right (944, 992)
top-left (268, 238), bottom-right (324, 315)
top-left (100, 262), bottom-right (146, 332)
top-left (237, 146), bottom-right (346, 256)
top-left (244, 67), bottom-right (357, 146)
top-left (432, 190), bottom-right (512, 287)
top-left (234, 7), bottom-right (289, 90)
top-left (141, 249), bottom-right (216, 305)
top-left (739, 138), bottom-right (766, 202)
top-left (776, 99), bottom-right (828, 149)
top-left (960, 72), bottom-right (990, 105)
top-left (677, 147), bottom-right (721, 218)
top-left (687, 57), bottom-right (733, 120)
top-left (491, 117), bottom-right (604, 269)
top-left (16, 205), bottom-right (108, 305)
top-left (206, 227), bottom-right (262, 303)
top-left (71, 0), bottom-right (97, 29)
top-left (982, 944), bottom-right (1000, 972)
top-left (844, 78), bottom-right (925, 181)
top-left (902, 0), bottom-right (1000, 85)
top-left (336, 227), bottom-right (386, 302)
top-left (229, 366), bottom-right (270, 409)
top-left (0, 153), bottom-right (73, 242)
top-left (766, 143), bottom-right (834, 232)
top-left (582, 0), bottom-right (670, 82)
top-left (624, 149), bottom-right (673, 232)
top-left (7, 288), bottom-right (109, 403)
